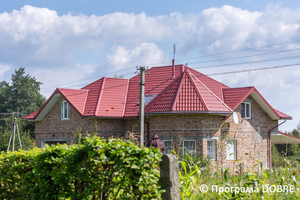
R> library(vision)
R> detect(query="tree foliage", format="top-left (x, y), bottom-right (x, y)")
top-left (0, 67), bottom-right (45, 115)
top-left (0, 67), bottom-right (46, 138)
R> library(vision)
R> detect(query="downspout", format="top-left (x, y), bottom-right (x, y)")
top-left (268, 120), bottom-right (286, 168)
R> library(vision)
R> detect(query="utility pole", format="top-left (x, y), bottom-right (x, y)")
top-left (7, 113), bottom-right (22, 152)
top-left (138, 66), bottom-right (145, 147)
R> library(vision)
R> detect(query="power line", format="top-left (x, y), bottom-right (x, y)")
top-left (142, 39), bottom-right (300, 67)
top-left (206, 63), bottom-right (299, 76)
top-left (42, 63), bottom-right (300, 97)
top-left (41, 69), bottom-right (135, 93)
top-left (176, 39), bottom-right (300, 63)
top-left (192, 55), bottom-right (300, 69)
top-left (42, 53), bottom-right (300, 94)
top-left (188, 47), bottom-right (300, 65)
top-left (41, 39), bottom-right (300, 93)
top-left (42, 52), bottom-right (300, 94)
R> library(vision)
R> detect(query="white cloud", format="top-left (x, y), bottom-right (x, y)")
top-left (1, 4), bottom-right (300, 68)
top-left (180, 4), bottom-right (300, 54)
top-left (101, 43), bottom-right (166, 72)
top-left (31, 63), bottom-right (96, 96)
top-left (0, 6), bottom-right (171, 68)
top-left (181, 5), bottom-right (262, 53)
top-left (0, 64), bottom-right (10, 76)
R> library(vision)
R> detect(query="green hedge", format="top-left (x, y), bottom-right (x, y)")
top-left (0, 137), bottom-right (163, 199)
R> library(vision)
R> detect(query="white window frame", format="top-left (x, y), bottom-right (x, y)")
top-left (207, 140), bottom-right (216, 161)
top-left (61, 100), bottom-right (70, 120)
top-left (162, 140), bottom-right (172, 154)
top-left (40, 138), bottom-right (69, 148)
top-left (226, 140), bottom-right (236, 160)
top-left (183, 140), bottom-right (196, 156)
top-left (241, 102), bottom-right (251, 119)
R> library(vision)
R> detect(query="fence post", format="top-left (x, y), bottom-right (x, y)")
top-left (160, 154), bottom-right (180, 200)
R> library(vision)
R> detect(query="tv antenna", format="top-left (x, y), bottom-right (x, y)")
top-left (0, 112), bottom-right (24, 152)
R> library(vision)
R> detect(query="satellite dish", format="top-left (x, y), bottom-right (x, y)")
top-left (233, 112), bottom-right (238, 124)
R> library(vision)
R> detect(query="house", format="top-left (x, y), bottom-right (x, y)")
top-left (23, 64), bottom-right (292, 169)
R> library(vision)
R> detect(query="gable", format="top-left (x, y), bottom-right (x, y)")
top-left (223, 87), bottom-right (292, 120)
top-left (33, 88), bottom-right (88, 121)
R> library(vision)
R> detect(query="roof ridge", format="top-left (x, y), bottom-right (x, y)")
top-left (223, 86), bottom-right (254, 91)
top-left (58, 88), bottom-right (89, 91)
top-left (94, 77), bottom-right (106, 116)
top-left (187, 67), bottom-right (229, 88)
top-left (82, 90), bottom-right (89, 115)
top-left (82, 77), bottom-right (104, 89)
top-left (105, 77), bottom-right (129, 80)
top-left (171, 72), bottom-right (184, 111)
top-left (184, 69), bottom-right (209, 111)
top-left (189, 71), bottom-right (232, 112)
top-left (122, 79), bottom-right (130, 117)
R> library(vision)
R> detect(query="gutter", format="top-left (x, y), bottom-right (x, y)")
top-left (145, 111), bottom-right (232, 115)
top-left (268, 120), bottom-right (286, 168)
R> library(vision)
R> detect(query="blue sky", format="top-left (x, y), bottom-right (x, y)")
top-left (0, 0), bottom-right (300, 131)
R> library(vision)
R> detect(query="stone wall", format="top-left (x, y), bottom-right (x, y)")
top-left (35, 96), bottom-right (278, 168)
top-left (35, 99), bottom-right (125, 147)
top-left (146, 96), bottom-right (278, 169)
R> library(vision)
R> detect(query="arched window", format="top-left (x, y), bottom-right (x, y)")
top-left (61, 100), bottom-right (70, 120)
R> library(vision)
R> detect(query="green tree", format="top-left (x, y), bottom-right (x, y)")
top-left (0, 67), bottom-right (46, 138)
top-left (291, 129), bottom-right (300, 156)
top-left (0, 129), bottom-right (35, 153)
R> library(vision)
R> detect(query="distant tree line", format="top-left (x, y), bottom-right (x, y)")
top-left (272, 127), bottom-right (300, 167)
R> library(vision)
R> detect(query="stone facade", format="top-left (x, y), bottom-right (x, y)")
top-left (35, 96), bottom-right (278, 169)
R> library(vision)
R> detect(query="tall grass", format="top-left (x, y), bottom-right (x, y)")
top-left (176, 152), bottom-right (300, 199)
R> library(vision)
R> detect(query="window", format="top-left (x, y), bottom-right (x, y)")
top-left (42, 141), bottom-right (67, 147)
top-left (207, 140), bottom-right (216, 160)
top-left (137, 94), bottom-right (156, 105)
top-left (183, 140), bottom-right (196, 156)
top-left (61, 101), bottom-right (70, 120)
top-left (226, 140), bottom-right (236, 160)
top-left (162, 140), bottom-right (172, 154)
top-left (241, 102), bottom-right (251, 119)
top-left (39, 138), bottom-right (69, 148)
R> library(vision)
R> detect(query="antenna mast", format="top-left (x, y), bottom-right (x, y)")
top-left (172, 45), bottom-right (176, 77)
top-left (4, 113), bottom-right (22, 152)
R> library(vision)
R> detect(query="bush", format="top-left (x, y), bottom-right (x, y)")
top-left (0, 137), bottom-right (163, 199)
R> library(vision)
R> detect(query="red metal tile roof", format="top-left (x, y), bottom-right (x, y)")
top-left (222, 87), bottom-right (254, 110)
top-left (22, 64), bottom-right (291, 121)
top-left (274, 109), bottom-right (292, 120)
top-left (58, 88), bottom-right (88, 115)
top-left (188, 67), bottom-right (230, 100)
top-left (96, 78), bottom-right (129, 117)
top-left (124, 65), bottom-right (184, 117)
top-left (22, 109), bottom-right (40, 120)
top-left (145, 68), bottom-right (231, 113)
top-left (189, 71), bottom-right (231, 112)
top-left (82, 78), bottom-right (104, 116)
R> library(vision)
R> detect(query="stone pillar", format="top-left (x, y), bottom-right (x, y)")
top-left (160, 154), bottom-right (180, 200)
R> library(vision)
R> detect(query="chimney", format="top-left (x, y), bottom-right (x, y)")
top-left (172, 59), bottom-right (175, 77)
top-left (181, 64), bottom-right (185, 73)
